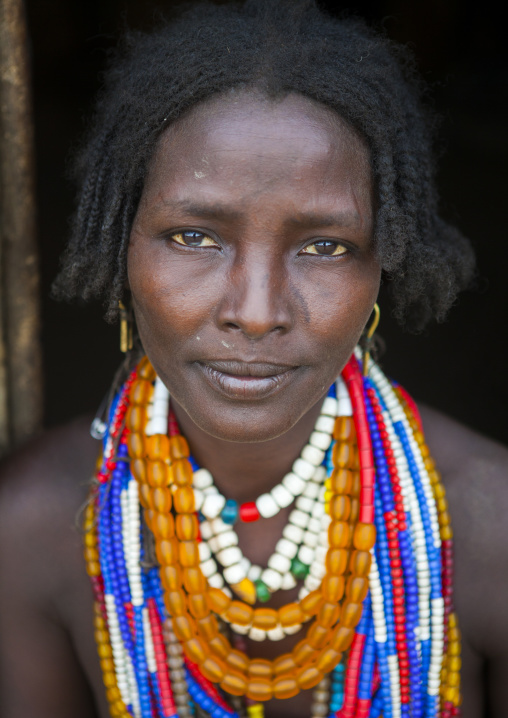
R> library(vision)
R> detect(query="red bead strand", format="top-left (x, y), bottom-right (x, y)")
top-left (148, 599), bottom-right (177, 717)
top-left (366, 386), bottom-right (411, 705)
top-left (338, 632), bottom-right (366, 718)
top-left (342, 356), bottom-right (375, 525)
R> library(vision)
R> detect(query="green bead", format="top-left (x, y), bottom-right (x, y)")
top-left (254, 579), bottom-right (271, 603)
top-left (290, 557), bottom-right (310, 580)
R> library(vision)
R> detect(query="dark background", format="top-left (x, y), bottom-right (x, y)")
top-left (26, 0), bottom-right (508, 443)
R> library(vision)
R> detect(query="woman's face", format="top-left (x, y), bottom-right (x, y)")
top-left (128, 92), bottom-right (381, 443)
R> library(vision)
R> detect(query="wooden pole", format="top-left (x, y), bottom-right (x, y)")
top-left (0, 0), bottom-right (42, 455)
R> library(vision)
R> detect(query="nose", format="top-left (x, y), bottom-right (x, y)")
top-left (216, 250), bottom-right (293, 340)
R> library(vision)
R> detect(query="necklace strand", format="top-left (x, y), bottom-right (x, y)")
top-left (191, 385), bottom-right (341, 526)
top-left (183, 381), bottom-right (343, 607)
top-left (84, 352), bottom-right (462, 718)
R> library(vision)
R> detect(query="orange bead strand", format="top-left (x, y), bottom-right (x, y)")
top-left (125, 360), bottom-right (371, 700)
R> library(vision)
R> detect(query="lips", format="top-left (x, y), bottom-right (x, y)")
top-left (204, 360), bottom-right (295, 377)
top-left (196, 359), bottom-right (298, 400)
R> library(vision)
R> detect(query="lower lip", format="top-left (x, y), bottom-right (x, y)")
top-left (197, 364), bottom-right (297, 400)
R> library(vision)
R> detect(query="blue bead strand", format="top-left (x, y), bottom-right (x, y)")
top-left (184, 670), bottom-right (239, 718)
top-left (357, 599), bottom-right (376, 704)
top-left (110, 467), bottom-right (136, 660)
top-left (373, 486), bottom-right (395, 718)
top-left (367, 376), bottom-right (431, 718)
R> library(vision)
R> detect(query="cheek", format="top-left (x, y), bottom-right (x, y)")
top-left (127, 239), bottom-right (221, 345)
top-left (300, 263), bottom-right (381, 356)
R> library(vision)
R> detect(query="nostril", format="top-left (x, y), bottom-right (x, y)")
top-left (223, 322), bottom-right (286, 336)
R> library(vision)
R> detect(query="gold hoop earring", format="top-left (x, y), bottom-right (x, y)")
top-left (119, 300), bottom-right (133, 353)
top-left (362, 303), bottom-right (380, 376)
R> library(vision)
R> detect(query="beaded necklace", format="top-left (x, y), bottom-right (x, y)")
top-left (84, 352), bottom-right (462, 718)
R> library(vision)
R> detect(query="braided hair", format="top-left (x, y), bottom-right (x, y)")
top-left (53, 0), bottom-right (475, 331)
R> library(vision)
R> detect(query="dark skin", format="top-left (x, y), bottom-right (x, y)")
top-left (1, 92), bottom-right (507, 718)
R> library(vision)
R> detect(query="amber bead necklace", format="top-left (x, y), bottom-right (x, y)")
top-left (128, 355), bottom-right (373, 702)
top-left (84, 352), bottom-right (461, 718)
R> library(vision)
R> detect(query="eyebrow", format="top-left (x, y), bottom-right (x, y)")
top-left (153, 199), bottom-right (362, 229)
top-left (285, 211), bottom-right (362, 230)
top-left (153, 199), bottom-right (243, 222)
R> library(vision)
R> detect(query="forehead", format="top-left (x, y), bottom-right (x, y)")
top-left (142, 91), bottom-right (372, 214)
top-left (151, 91), bottom-right (368, 167)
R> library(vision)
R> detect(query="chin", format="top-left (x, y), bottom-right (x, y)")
top-left (192, 407), bottom-right (299, 444)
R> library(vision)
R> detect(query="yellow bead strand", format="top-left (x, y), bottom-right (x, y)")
top-left (84, 500), bottom-right (130, 718)
top-left (395, 387), bottom-right (462, 711)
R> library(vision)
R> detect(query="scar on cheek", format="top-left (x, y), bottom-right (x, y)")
top-left (222, 340), bottom-right (231, 348)
top-left (194, 171), bottom-right (206, 179)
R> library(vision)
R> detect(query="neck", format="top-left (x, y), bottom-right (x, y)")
top-left (171, 396), bottom-right (325, 503)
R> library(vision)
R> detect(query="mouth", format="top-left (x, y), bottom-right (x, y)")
top-left (196, 360), bottom-right (299, 400)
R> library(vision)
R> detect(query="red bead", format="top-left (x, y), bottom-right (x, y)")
top-left (360, 487), bottom-right (374, 505)
top-left (361, 467), bottom-right (375, 488)
top-left (239, 502), bottom-right (260, 522)
top-left (360, 505), bottom-right (375, 524)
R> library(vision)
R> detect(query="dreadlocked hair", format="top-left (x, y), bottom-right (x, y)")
top-left (52, 0), bottom-right (475, 331)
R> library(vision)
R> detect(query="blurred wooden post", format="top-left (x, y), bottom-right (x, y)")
top-left (0, 0), bottom-right (42, 456)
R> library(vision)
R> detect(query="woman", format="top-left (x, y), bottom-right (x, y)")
top-left (1, 2), bottom-right (507, 717)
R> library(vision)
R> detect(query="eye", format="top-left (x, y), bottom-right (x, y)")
top-left (170, 230), bottom-right (219, 248)
top-left (300, 239), bottom-right (348, 257)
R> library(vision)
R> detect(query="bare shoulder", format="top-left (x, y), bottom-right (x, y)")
top-left (0, 414), bottom-right (98, 530)
top-left (420, 405), bottom-right (508, 657)
top-left (0, 417), bottom-right (107, 717)
top-left (0, 415), bottom-right (99, 614)
top-left (419, 405), bottom-right (508, 550)
top-left (0, 413), bottom-right (98, 487)
top-left (419, 404), bottom-right (508, 486)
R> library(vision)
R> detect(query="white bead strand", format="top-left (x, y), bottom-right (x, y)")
top-left (199, 461), bottom-right (329, 598)
top-left (145, 377), bottom-right (170, 436)
top-left (197, 391), bottom-right (338, 522)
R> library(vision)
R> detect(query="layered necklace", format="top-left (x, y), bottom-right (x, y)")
top-left (84, 351), bottom-right (461, 718)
